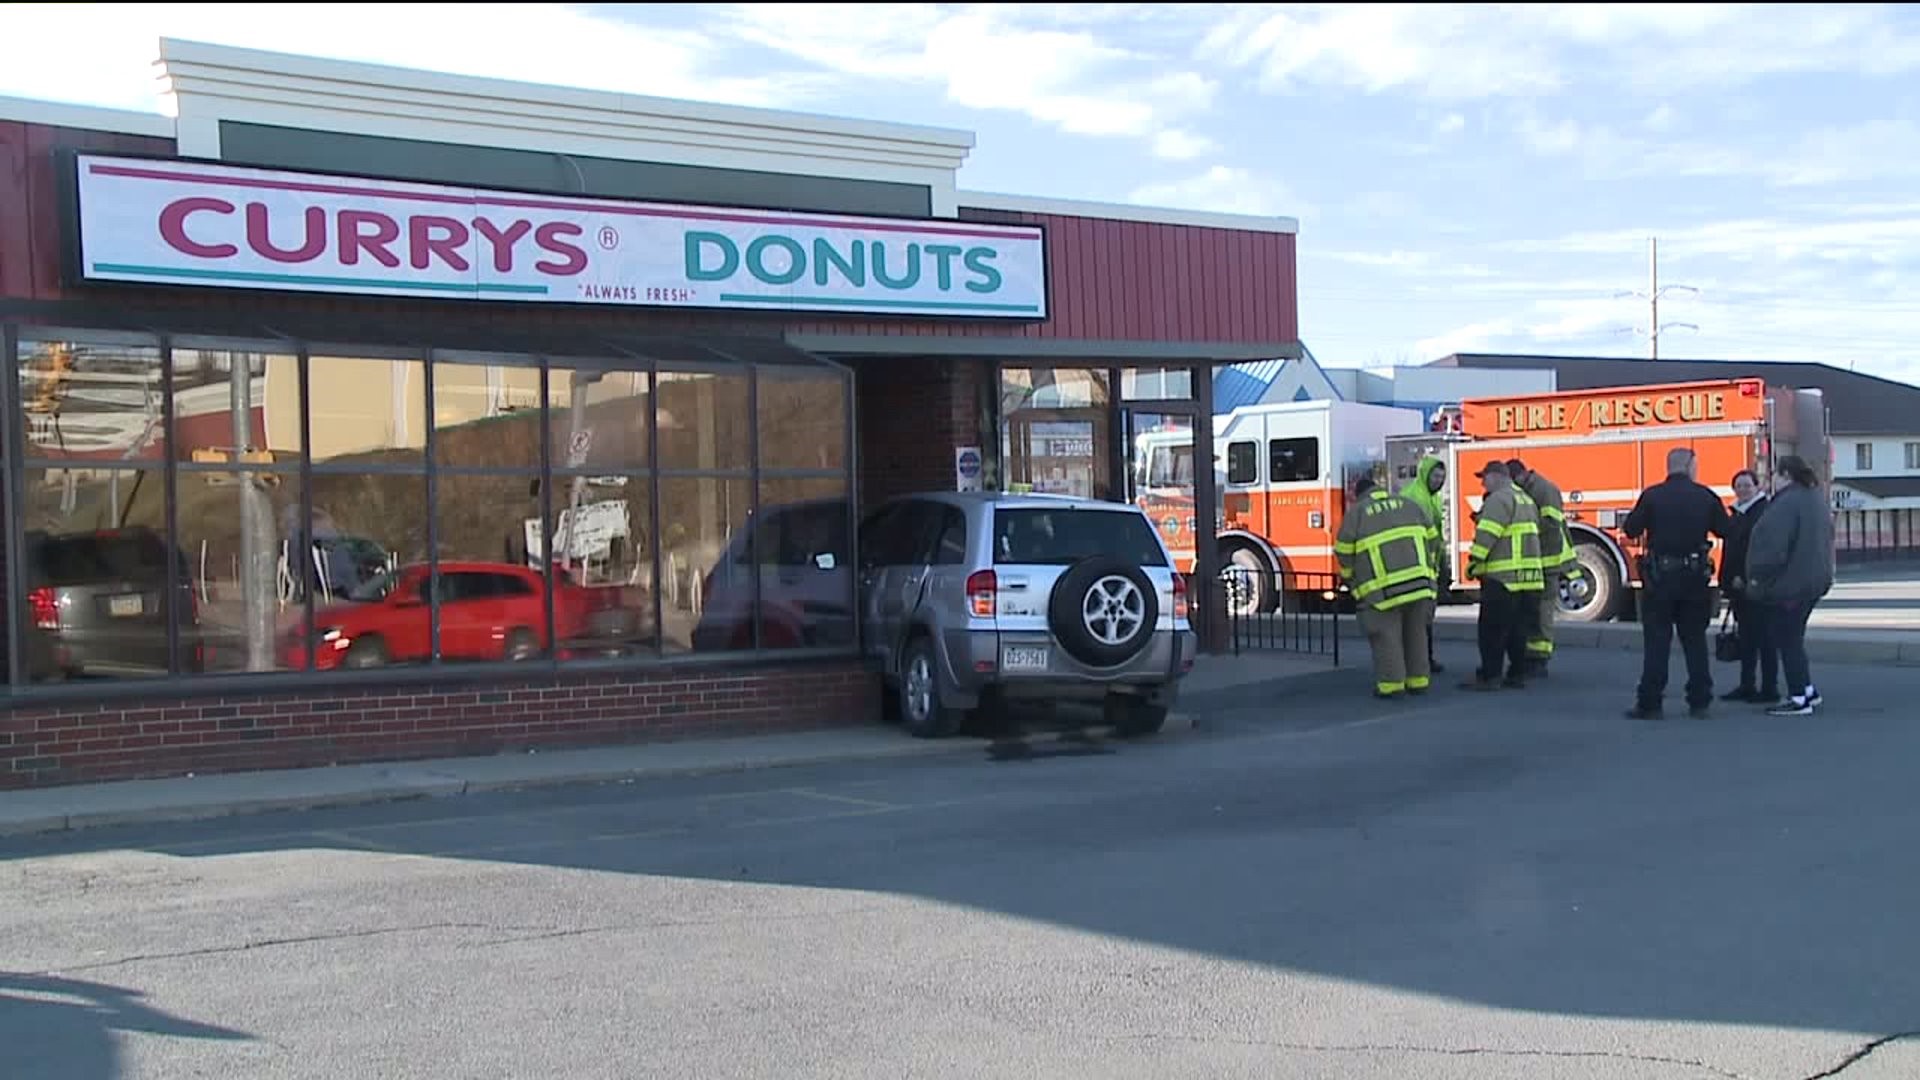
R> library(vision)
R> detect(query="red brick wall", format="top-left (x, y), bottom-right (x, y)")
top-left (0, 661), bottom-right (875, 789)
top-left (854, 356), bottom-right (991, 509)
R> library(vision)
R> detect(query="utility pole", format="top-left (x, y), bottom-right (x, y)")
top-left (1618, 236), bottom-right (1699, 359)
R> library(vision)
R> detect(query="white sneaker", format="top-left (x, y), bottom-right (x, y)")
top-left (1767, 696), bottom-right (1815, 717)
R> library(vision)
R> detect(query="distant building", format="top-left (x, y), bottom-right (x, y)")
top-left (1212, 348), bottom-right (1556, 430)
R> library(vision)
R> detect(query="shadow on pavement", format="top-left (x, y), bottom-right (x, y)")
top-left (0, 973), bottom-right (252, 1080)
top-left (6, 645), bottom-right (1919, 1057)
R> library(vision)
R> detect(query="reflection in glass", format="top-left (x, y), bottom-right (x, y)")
top-left (292, 474), bottom-right (428, 670)
top-left (657, 369), bottom-right (749, 471)
top-left (170, 347), bottom-right (302, 463)
top-left (664, 477), bottom-right (751, 653)
top-left (546, 367), bottom-right (651, 472)
top-left (433, 359), bottom-right (543, 469)
top-left (431, 472), bottom-right (555, 662)
top-left (308, 354), bottom-right (428, 467)
top-left (175, 470), bottom-right (304, 674)
top-left (1121, 366), bottom-right (1195, 402)
top-left (544, 475), bottom-right (658, 658)
top-left (17, 466), bottom-right (178, 682)
top-left (999, 367), bottom-right (1113, 501)
top-left (757, 369), bottom-right (847, 471)
top-left (752, 477), bottom-right (854, 650)
top-left (17, 337), bottom-right (166, 463)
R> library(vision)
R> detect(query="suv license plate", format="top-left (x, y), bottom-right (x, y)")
top-left (108, 594), bottom-right (144, 617)
top-left (1002, 645), bottom-right (1049, 672)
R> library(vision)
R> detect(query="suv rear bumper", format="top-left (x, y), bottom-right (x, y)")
top-left (938, 627), bottom-right (1196, 709)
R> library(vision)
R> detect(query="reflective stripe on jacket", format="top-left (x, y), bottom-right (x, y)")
top-left (1469, 487), bottom-right (1545, 592)
top-left (1519, 472), bottom-right (1577, 575)
top-left (1335, 490), bottom-right (1439, 611)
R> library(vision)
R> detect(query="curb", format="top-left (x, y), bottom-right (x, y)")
top-left (1, 719), bottom-right (1193, 840)
top-left (1425, 618), bottom-right (1920, 666)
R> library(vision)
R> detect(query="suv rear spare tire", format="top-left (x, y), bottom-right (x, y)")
top-left (1048, 556), bottom-right (1159, 668)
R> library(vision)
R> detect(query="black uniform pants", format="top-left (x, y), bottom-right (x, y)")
top-left (1730, 590), bottom-right (1779, 697)
top-left (1476, 580), bottom-right (1533, 683)
top-left (1638, 574), bottom-right (1713, 710)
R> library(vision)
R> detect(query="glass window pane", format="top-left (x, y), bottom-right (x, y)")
top-left (545, 475), bottom-right (658, 659)
top-left (753, 477), bottom-right (854, 651)
top-left (1122, 366), bottom-right (1195, 401)
top-left (999, 367), bottom-right (1113, 500)
top-left (17, 336), bottom-right (166, 463)
top-left (300, 474), bottom-right (429, 671)
top-left (433, 359), bottom-right (543, 469)
top-left (17, 466), bottom-right (174, 683)
top-left (432, 473), bottom-right (554, 663)
top-left (170, 346), bottom-right (302, 464)
top-left (664, 477), bottom-right (751, 653)
top-left (757, 368), bottom-right (847, 471)
top-left (174, 470), bottom-right (304, 675)
top-left (657, 369), bottom-right (749, 472)
top-left (309, 354), bottom-right (427, 468)
top-left (548, 367), bottom-right (651, 472)
top-left (1270, 437), bottom-right (1321, 483)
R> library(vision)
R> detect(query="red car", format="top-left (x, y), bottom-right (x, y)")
top-left (278, 561), bottom-right (640, 669)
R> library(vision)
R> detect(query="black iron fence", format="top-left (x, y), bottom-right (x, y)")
top-left (1223, 568), bottom-right (1345, 663)
top-left (1836, 508), bottom-right (1920, 564)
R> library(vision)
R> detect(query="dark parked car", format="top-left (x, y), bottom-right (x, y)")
top-left (19, 526), bottom-right (201, 681)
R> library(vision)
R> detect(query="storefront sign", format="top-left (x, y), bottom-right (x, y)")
top-left (953, 446), bottom-right (983, 492)
top-left (72, 155), bottom-right (1049, 319)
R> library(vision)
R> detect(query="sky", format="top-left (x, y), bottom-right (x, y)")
top-left (6, 2), bottom-right (1920, 383)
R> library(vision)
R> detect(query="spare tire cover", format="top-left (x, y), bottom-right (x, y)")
top-left (1047, 556), bottom-right (1159, 668)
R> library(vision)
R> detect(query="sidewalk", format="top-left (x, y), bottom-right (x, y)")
top-left (1429, 609), bottom-right (1920, 665)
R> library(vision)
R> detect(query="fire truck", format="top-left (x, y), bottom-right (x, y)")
top-left (1388, 377), bottom-right (1831, 622)
top-left (1133, 377), bottom-right (1830, 622)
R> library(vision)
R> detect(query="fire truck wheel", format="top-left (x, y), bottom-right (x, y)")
top-left (1049, 556), bottom-right (1159, 668)
top-left (1220, 545), bottom-right (1275, 617)
top-left (1560, 543), bottom-right (1621, 623)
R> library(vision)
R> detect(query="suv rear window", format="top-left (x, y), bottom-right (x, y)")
top-left (992, 508), bottom-right (1168, 567)
top-left (29, 530), bottom-right (178, 586)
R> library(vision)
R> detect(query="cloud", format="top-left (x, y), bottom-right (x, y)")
top-left (1415, 319), bottom-right (1522, 358)
top-left (1205, 3), bottom-right (1920, 102)
top-left (1151, 129), bottom-right (1218, 161)
top-left (1435, 112), bottom-right (1467, 135)
top-left (1323, 250), bottom-right (1434, 270)
top-left (718, 4), bottom-right (1218, 146)
top-left (1128, 165), bottom-right (1308, 219)
top-left (0, 3), bottom-right (819, 112)
top-left (1643, 103), bottom-right (1678, 132)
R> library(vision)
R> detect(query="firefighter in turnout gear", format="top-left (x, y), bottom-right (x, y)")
top-left (1398, 455), bottom-right (1450, 675)
top-left (1463, 461), bottom-right (1545, 691)
top-left (1506, 458), bottom-right (1582, 677)
top-left (1336, 474), bottom-right (1441, 700)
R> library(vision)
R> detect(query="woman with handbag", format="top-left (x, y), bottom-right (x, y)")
top-left (1719, 469), bottom-right (1778, 703)
top-left (1745, 456), bottom-right (1836, 716)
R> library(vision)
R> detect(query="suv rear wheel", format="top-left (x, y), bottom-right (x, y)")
top-left (1048, 556), bottom-right (1159, 668)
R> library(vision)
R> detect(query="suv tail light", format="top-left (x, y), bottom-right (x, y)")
top-left (965, 570), bottom-right (997, 618)
top-left (28, 587), bottom-right (58, 630)
top-left (1172, 574), bottom-right (1189, 621)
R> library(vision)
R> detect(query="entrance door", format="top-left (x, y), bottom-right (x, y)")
top-left (1124, 409), bottom-right (1200, 573)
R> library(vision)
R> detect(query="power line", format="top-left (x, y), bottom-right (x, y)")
top-left (1612, 236), bottom-right (1699, 359)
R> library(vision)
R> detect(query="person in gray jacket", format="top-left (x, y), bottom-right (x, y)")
top-left (1744, 455), bottom-right (1834, 716)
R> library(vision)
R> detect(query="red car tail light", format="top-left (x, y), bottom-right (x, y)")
top-left (965, 570), bottom-right (997, 618)
top-left (1172, 574), bottom-right (1189, 621)
top-left (28, 587), bottom-right (58, 630)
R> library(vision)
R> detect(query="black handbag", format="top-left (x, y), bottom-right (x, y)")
top-left (1714, 606), bottom-right (1742, 663)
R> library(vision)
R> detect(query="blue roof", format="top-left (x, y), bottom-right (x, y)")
top-left (1213, 359), bottom-right (1287, 412)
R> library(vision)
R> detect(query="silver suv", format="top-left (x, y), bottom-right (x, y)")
top-left (858, 492), bottom-right (1196, 739)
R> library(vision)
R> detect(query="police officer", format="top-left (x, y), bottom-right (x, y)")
top-left (1462, 461), bottom-right (1544, 691)
top-left (1622, 447), bottom-right (1730, 720)
top-left (1398, 455), bottom-right (1450, 674)
top-left (1506, 458), bottom-right (1583, 678)
top-left (1336, 475), bottom-right (1440, 700)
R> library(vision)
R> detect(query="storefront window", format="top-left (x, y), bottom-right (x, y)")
top-left (1122, 366), bottom-right (1195, 402)
top-left (999, 366), bottom-right (1113, 500)
top-left (5, 329), bottom-right (854, 691)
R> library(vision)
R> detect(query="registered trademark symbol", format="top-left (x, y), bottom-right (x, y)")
top-left (597, 226), bottom-right (620, 251)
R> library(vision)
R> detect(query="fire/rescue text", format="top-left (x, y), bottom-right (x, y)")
top-left (1494, 390), bottom-right (1729, 434)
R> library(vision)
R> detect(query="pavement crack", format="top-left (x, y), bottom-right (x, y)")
top-left (33, 921), bottom-right (533, 975)
top-left (1802, 1031), bottom-right (1920, 1079)
top-left (1104, 1032), bottom-right (1755, 1080)
top-left (471, 905), bottom-right (892, 948)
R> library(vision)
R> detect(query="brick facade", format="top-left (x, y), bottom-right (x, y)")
top-left (0, 661), bottom-right (873, 789)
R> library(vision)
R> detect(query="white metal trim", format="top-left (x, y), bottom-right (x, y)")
top-left (0, 94), bottom-right (174, 138)
top-left (958, 190), bottom-right (1300, 235)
